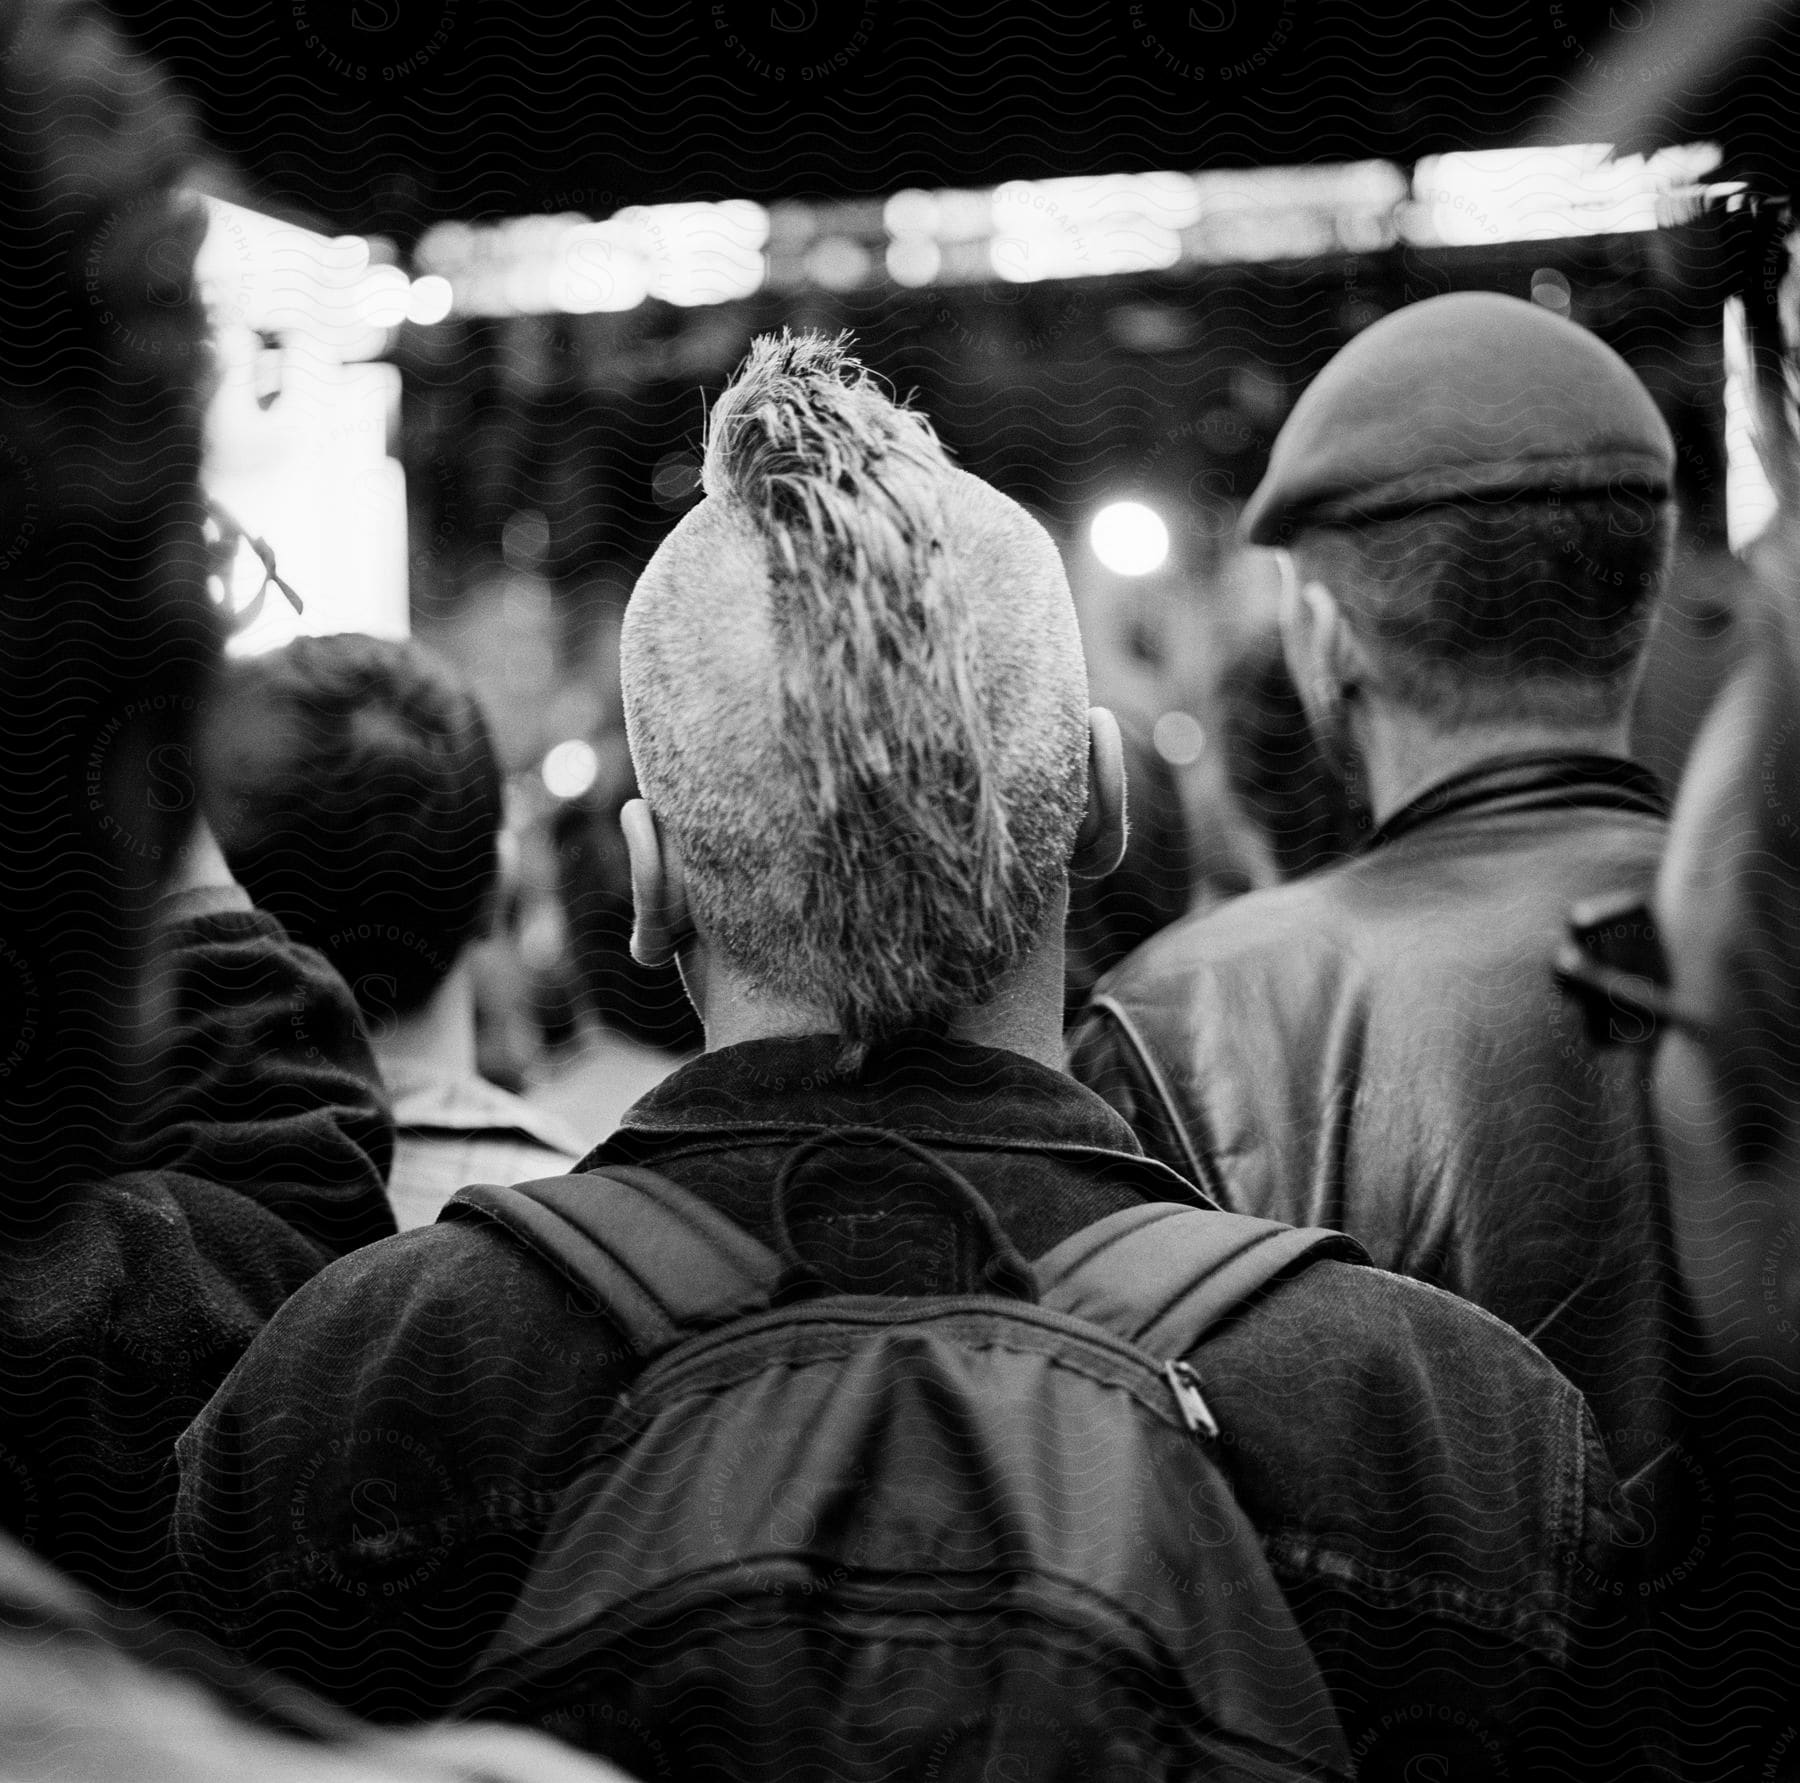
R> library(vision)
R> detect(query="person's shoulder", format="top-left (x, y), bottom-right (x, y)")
top-left (220, 1215), bottom-right (569, 1392)
top-left (172, 1199), bottom-right (643, 1611)
top-left (1241, 1256), bottom-right (1586, 1408)
top-left (234, 1200), bottom-right (652, 1403)
top-left (1213, 1253), bottom-right (1594, 1479)
top-left (8, 1172), bottom-right (317, 1318)
top-left (1203, 1259), bottom-right (1597, 1638)
top-left (1096, 874), bottom-right (1357, 1023)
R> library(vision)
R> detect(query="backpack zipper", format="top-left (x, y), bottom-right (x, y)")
top-left (625, 1297), bottom-right (1227, 1442)
top-left (1163, 1359), bottom-right (1220, 1439)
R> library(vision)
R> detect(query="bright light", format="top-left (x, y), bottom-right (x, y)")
top-left (1152, 710), bottom-right (1207, 767)
top-left (212, 361), bottom-right (409, 659)
top-left (542, 738), bottom-right (600, 801)
top-left (406, 274), bottom-right (455, 325)
top-left (554, 222), bottom-right (649, 313)
top-left (1530, 267), bottom-right (1572, 313)
top-left (805, 236), bottom-right (872, 291)
top-left (1090, 502), bottom-right (1170, 577)
top-left (414, 201), bottom-right (767, 317)
top-left (192, 196), bottom-right (410, 361)
top-left (989, 174), bottom-right (1195, 284)
top-left (882, 188), bottom-right (940, 236)
top-left (613, 200), bottom-right (769, 308)
top-left (1403, 142), bottom-right (1724, 247)
top-left (358, 264), bottom-right (413, 329)
top-left (1722, 295), bottom-right (1779, 555)
top-left (1189, 161), bottom-right (1406, 262)
top-left (886, 235), bottom-right (942, 286)
top-left (401, 146), bottom-right (1736, 321)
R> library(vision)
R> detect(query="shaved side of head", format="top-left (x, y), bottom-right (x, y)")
top-left (622, 332), bottom-right (1089, 1056)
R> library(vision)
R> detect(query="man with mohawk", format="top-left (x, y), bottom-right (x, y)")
top-left (177, 335), bottom-right (1669, 1780)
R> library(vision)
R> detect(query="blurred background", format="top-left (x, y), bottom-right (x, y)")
top-left (115, 0), bottom-right (1800, 1140)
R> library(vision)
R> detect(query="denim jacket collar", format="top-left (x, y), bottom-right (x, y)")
top-left (584, 1033), bottom-right (1197, 1198)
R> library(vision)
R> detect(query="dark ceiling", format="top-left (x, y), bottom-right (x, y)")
top-left (112, 0), bottom-right (1800, 246)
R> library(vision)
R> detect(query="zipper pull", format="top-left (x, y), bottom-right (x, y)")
top-left (1164, 1358), bottom-right (1221, 1440)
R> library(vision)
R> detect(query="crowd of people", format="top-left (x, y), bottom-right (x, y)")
top-left (4, 1), bottom-right (1799, 1778)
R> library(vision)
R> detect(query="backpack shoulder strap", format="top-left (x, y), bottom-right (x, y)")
top-left (445, 1166), bottom-right (782, 1361)
top-left (1037, 1202), bottom-right (1367, 1357)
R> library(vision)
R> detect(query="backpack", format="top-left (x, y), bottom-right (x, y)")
top-left (447, 1128), bottom-right (1363, 1783)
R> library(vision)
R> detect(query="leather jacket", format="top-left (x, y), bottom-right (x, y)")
top-left (1068, 753), bottom-right (1692, 1476)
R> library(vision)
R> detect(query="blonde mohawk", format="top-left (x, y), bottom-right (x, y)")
top-left (702, 332), bottom-right (1028, 1059)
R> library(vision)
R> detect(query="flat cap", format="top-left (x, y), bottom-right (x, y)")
top-left (1240, 291), bottom-right (1674, 546)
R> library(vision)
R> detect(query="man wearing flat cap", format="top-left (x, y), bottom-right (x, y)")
top-left (1069, 291), bottom-right (1691, 1480)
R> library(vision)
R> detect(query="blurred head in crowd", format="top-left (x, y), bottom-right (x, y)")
top-left (1212, 623), bottom-right (1366, 881)
top-left (1651, 568), bottom-right (1800, 1367)
top-left (0, 0), bottom-right (217, 1198)
top-left (620, 331), bottom-right (1122, 1067)
top-left (209, 633), bottom-right (504, 1027)
top-left (552, 742), bottom-right (705, 1055)
top-left (1243, 292), bottom-right (1676, 805)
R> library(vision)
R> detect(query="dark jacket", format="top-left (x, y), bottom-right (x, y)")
top-left (173, 1035), bottom-right (1668, 1779)
top-left (0, 1528), bottom-right (636, 1781)
top-left (0, 889), bottom-right (397, 1608)
top-left (1067, 753), bottom-right (1691, 1479)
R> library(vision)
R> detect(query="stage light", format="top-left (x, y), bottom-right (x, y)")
top-left (1722, 295), bottom-right (1779, 555)
top-left (358, 264), bottom-right (413, 330)
top-left (1090, 502), bottom-right (1170, 577)
top-left (1529, 267), bottom-right (1571, 313)
top-left (542, 739), bottom-right (600, 801)
top-left (805, 236), bottom-right (872, 291)
top-left (882, 188), bottom-right (940, 236)
top-left (406, 274), bottom-right (455, 325)
top-left (886, 235), bottom-right (941, 286)
top-left (1153, 711), bottom-right (1207, 768)
top-left (1404, 143), bottom-right (1723, 248)
top-left (628, 199), bottom-right (768, 307)
top-left (990, 174), bottom-right (1193, 284)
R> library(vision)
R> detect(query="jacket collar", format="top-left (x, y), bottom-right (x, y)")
top-left (589, 1032), bottom-right (1170, 1177)
top-left (1363, 751), bottom-right (1669, 855)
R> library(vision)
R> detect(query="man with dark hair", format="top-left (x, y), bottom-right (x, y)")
top-left (178, 333), bottom-right (1668, 1779)
top-left (212, 633), bottom-right (581, 1227)
top-left (1069, 291), bottom-right (1689, 1475)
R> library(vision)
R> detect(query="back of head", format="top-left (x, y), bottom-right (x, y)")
top-left (1653, 562), bottom-right (1800, 1360)
top-left (0, 0), bottom-right (216, 1198)
top-left (1247, 292), bottom-right (1677, 727)
top-left (209, 633), bottom-right (503, 1022)
top-left (622, 332), bottom-right (1090, 1061)
top-left (1658, 567), bottom-right (1800, 1174)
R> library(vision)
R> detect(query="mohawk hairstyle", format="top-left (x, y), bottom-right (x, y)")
top-left (626, 331), bottom-right (1089, 1064)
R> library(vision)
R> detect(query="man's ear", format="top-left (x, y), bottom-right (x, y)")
top-left (1280, 571), bottom-right (1363, 734)
top-left (620, 798), bottom-right (693, 968)
top-left (1072, 705), bottom-right (1128, 879)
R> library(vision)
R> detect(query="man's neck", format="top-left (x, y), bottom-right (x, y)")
top-left (369, 960), bottom-right (478, 1085)
top-left (1353, 705), bottom-right (1634, 831)
top-left (692, 898), bottom-right (1071, 1073)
